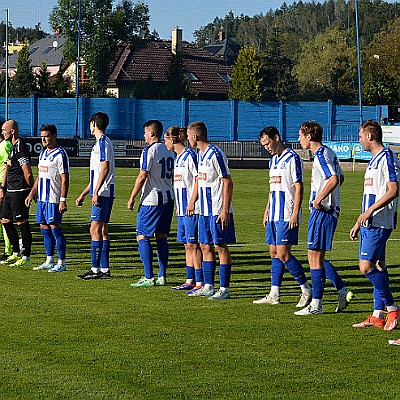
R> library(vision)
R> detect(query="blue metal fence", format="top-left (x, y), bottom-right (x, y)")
top-left (0, 97), bottom-right (387, 141)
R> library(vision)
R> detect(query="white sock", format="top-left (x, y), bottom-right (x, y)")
top-left (373, 310), bottom-right (384, 319)
top-left (387, 304), bottom-right (398, 312)
top-left (58, 259), bottom-right (65, 266)
top-left (196, 281), bottom-right (203, 287)
top-left (311, 298), bottom-right (322, 309)
top-left (269, 285), bottom-right (280, 298)
top-left (300, 283), bottom-right (311, 292)
top-left (100, 267), bottom-right (109, 273)
top-left (204, 283), bottom-right (214, 291)
top-left (47, 256), bottom-right (55, 264)
top-left (220, 286), bottom-right (229, 292)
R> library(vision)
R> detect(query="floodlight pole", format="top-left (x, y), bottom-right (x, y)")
top-left (75, 0), bottom-right (82, 139)
top-left (5, 9), bottom-right (9, 120)
top-left (355, 0), bottom-right (363, 124)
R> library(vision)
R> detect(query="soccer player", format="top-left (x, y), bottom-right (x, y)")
top-left (164, 126), bottom-right (203, 294)
top-left (295, 120), bottom-right (352, 315)
top-left (76, 112), bottom-right (115, 279)
top-left (253, 126), bottom-right (312, 307)
top-left (128, 120), bottom-right (175, 287)
top-left (186, 121), bottom-right (235, 300)
top-left (0, 120), bottom-right (34, 267)
top-left (0, 129), bottom-right (12, 259)
top-left (350, 120), bottom-right (400, 332)
top-left (25, 124), bottom-right (69, 272)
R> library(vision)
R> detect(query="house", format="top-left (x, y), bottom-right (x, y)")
top-left (107, 29), bottom-right (234, 100)
top-left (3, 34), bottom-right (67, 77)
top-left (203, 31), bottom-right (241, 65)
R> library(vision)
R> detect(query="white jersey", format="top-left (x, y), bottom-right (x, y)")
top-left (310, 145), bottom-right (341, 218)
top-left (268, 148), bottom-right (303, 222)
top-left (197, 144), bottom-right (233, 216)
top-left (90, 135), bottom-right (115, 198)
top-left (174, 147), bottom-right (199, 216)
top-left (37, 146), bottom-right (69, 203)
top-left (139, 142), bottom-right (175, 206)
top-left (362, 147), bottom-right (400, 229)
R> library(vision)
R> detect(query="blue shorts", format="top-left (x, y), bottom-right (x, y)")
top-left (359, 227), bottom-right (392, 263)
top-left (36, 201), bottom-right (62, 224)
top-left (90, 196), bottom-right (114, 223)
top-left (177, 215), bottom-right (199, 244)
top-left (198, 214), bottom-right (236, 245)
top-left (136, 200), bottom-right (174, 237)
top-left (265, 221), bottom-right (298, 246)
top-left (307, 208), bottom-right (338, 251)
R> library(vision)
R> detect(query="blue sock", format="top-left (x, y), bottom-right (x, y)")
top-left (310, 268), bottom-right (326, 299)
top-left (138, 238), bottom-right (153, 279)
top-left (271, 258), bottom-right (285, 286)
top-left (186, 266), bottom-right (195, 280)
top-left (285, 255), bottom-right (307, 285)
top-left (51, 227), bottom-right (66, 260)
top-left (202, 260), bottom-right (216, 285)
top-left (100, 239), bottom-right (110, 270)
top-left (156, 237), bottom-right (168, 278)
top-left (91, 240), bottom-right (103, 271)
top-left (324, 259), bottom-right (345, 291)
top-left (219, 264), bottom-right (232, 287)
top-left (366, 267), bottom-right (394, 307)
top-left (41, 228), bottom-right (55, 257)
top-left (195, 268), bottom-right (204, 284)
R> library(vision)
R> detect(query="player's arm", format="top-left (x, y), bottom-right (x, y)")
top-left (127, 170), bottom-right (148, 211)
top-left (59, 172), bottom-right (69, 213)
top-left (356, 181), bottom-right (398, 227)
top-left (22, 162), bottom-right (34, 188)
top-left (217, 175), bottom-right (233, 230)
top-left (25, 176), bottom-right (39, 206)
top-left (76, 184), bottom-right (90, 206)
top-left (92, 160), bottom-right (109, 206)
top-left (263, 193), bottom-right (271, 228)
top-left (289, 181), bottom-right (303, 229)
top-left (312, 174), bottom-right (339, 210)
top-left (0, 164), bottom-right (8, 202)
top-left (186, 177), bottom-right (198, 216)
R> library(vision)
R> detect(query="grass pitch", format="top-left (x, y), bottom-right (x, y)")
top-left (0, 167), bottom-right (399, 399)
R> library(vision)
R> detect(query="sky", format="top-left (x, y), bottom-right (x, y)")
top-left (2, 0), bottom-right (298, 42)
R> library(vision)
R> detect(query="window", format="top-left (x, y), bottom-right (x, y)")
top-left (218, 72), bottom-right (231, 83)
top-left (28, 47), bottom-right (39, 55)
top-left (184, 72), bottom-right (200, 82)
top-left (43, 46), bottom-right (54, 54)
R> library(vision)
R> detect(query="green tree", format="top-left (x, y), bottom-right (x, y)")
top-left (10, 46), bottom-right (37, 97)
top-left (52, 71), bottom-right (71, 98)
top-left (131, 74), bottom-right (162, 99)
top-left (49, 0), bottom-right (153, 96)
top-left (162, 53), bottom-right (193, 100)
top-left (36, 62), bottom-right (53, 97)
top-left (229, 45), bottom-right (266, 102)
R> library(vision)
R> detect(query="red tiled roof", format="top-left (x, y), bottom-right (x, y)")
top-left (109, 40), bottom-right (233, 97)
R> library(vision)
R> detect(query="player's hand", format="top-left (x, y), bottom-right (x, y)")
top-left (127, 198), bottom-right (135, 211)
top-left (0, 189), bottom-right (5, 202)
top-left (25, 195), bottom-right (33, 207)
top-left (186, 202), bottom-right (195, 216)
top-left (349, 224), bottom-right (359, 241)
top-left (59, 201), bottom-right (67, 214)
top-left (216, 210), bottom-right (230, 231)
top-left (92, 193), bottom-right (100, 207)
top-left (75, 195), bottom-right (84, 207)
top-left (312, 198), bottom-right (324, 210)
top-left (356, 209), bottom-right (372, 227)
top-left (288, 214), bottom-right (299, 229)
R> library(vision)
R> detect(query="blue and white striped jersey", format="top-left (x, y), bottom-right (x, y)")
top-left (37, 146), bottom-right (69, 203)
top-left (267, 148), bottom-right (303, 222)
top-left (139, 142), bottom-right (175, 206)
top-left (362, 147), bottom-right (400, 229)
top-left (197, 144), bottom-right (233, 217)
top-left (174, 147), bottom-right (199, 216)
top-left (310, 146), bottom-right (341, 218)
top-left (90, 135), bottom-right (115, 198)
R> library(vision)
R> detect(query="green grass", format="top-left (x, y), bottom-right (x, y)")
top-left (0, 167), bottom-right (399, 399)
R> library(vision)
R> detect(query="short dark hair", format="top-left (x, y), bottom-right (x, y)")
top-left (299, 121), bottom-right (323, 142)
top-left (188, 121), bottom-right (207, 141)
top-left (90, 112), bottom-right (109, 132)
top-left (360, 120), bottom-right (383, 143)
top-left (259, 126), bottom-right (281, 140)
top-left (143, 120), bottom-right (163, 138)
top-left (40, 124), bottom-right (57, 136)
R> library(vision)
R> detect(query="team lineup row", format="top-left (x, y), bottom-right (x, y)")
top-left (1, 116), bottom-right (399, 345)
